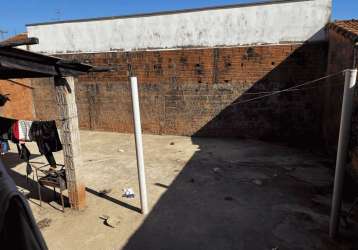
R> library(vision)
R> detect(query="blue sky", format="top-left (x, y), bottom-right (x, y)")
top-left (0, 0), bottom-right (356, 39)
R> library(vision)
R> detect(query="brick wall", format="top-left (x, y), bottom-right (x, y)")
top-left (0, 79), bottom-right (35, 120)
top-left (322, 29), bottom-right (358, 179)
top-left (322, 30), bottom-right (356, 153)
top-left (31, 43), bottom-right (328, 144)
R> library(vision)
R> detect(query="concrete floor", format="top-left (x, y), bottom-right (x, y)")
top-left (2, 130), bottom-right (358, 250)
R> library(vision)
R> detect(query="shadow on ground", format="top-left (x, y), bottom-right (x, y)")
top-left (85, 187), bottom-right (141, 213)
top-left (123, 138), bottom-right (358, 250)
top-left (1, 152), bottom-right (66, 206)
top-left (123, 40), bottom-right (356, 250)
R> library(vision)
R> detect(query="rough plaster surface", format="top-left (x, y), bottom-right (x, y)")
top-left (27, 0), bottom-right (331, 53)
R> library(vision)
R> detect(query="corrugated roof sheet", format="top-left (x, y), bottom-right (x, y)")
top-left (328, 20), bottom-right (358, 43)
top-left (1, 32), bottom-right (28, 43)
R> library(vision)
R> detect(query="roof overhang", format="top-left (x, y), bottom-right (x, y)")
top-left (0, 37), bottom-right (109, 79)
top-left (328, 20), bottom-right (358, 44)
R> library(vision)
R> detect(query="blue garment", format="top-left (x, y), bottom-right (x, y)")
top-left (0, 140), bottom-right (9, 154)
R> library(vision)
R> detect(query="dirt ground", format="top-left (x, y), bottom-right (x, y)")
top-left (2, 130), bottom-right (358, 250)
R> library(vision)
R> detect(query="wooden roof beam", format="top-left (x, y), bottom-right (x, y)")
top-left (0, 54), bottom-right (87, 78)
top-left (56, 60), bottom-right (112, 72)
top-left (0, 37), bottom-right (39, 48)
top-left (89, 66), bottom-right (113, 72)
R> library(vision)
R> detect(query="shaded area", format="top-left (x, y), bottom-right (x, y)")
top-left (0, 153), bottom-right (123, 213)
top-left (1, 152), bottom-right (66, 205)
top-left (121, 39), bottom-right (358, 250)
top-left (124, 138), bottom-right (358, 250)
top-left (122, 39), bottom-right (356, 250)
top-left (31, 42), bottom-right (329, 140)
top-left (194, 42), bottom-right (330, 146)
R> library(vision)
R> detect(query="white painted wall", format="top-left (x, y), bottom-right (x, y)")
top-left (27, 0), bottom-right (331, 54)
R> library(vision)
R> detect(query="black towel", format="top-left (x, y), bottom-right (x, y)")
top-left (29, 121), bottom-right (62, 155)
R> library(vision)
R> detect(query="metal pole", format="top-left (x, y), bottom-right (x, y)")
top-left (330, 69), bottom-right (357, 238)
top-left (130, 76), bottom-right (149, 215)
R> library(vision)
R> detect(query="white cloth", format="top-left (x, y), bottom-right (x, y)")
top-left (18, 120), bottom-right (33, 142)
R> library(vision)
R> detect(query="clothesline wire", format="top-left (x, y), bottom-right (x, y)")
top-left (241, 76), bottom-right (341, 95)
top-left (243, 75), bottom-right (344, 95)
top-left (227, 70), bottom-right (347, 106)
top-left (241, 70), bottom-right (346, 95)
top-left (278, 80), bottom-right (344, 93)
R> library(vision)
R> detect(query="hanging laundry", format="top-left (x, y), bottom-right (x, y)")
top-left (0, 140), bottom-right (9, 155)
top-left (12, 120), bottom-right (33, 142)
top-left (18, 120), bottom-right (33, 142)
top-left (15, 144), bottom-right (21, 157)
top-left (12, 121), bottom-right (19, 141)
top-left (29, 121), bottom-right (62, 168)
top-left (18, 143), bottom-right (34, 183)
top-left (19, 144), bottom-right (31, 162)
top-left (44, 152), bottom-right (57, 169)
top-left (29, 121), bottom-right (62, 154)
top-left (0, 117), bottom-right (16, 141)
top-left (1, 117), bottom-right (64, 168)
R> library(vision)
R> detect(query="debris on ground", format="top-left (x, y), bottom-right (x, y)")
top-left (170, 142), bottom-right (175, 145)
top-left (99, 215), bottom-right (115, 228)
top-left (288, 167), bottom-right (331, 187)
top-left (224, 196), bottom-right (234, 201)
top-left (98, 189), bottom-right (112, 197)
top-left (284, 166), bottom-right (295, 171)
top-left (37, 218), bottom-right (52, 229)
top-left (213, 167), bottom-right (221, 173)
top-left (122, 188), bottom-right (135, 198)
top-left (12, 131), bottom-right (355, 249)
top-left (212, 168), bottom-right (223, 180)
top-left (18, 187), bottom-right (31, 197)
top-left (118, 149), bottom-right (124, 153)
top-left (252, 179), bottom-right (263, 186)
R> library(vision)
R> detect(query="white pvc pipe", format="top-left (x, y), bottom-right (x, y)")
top-left (130, 76), bottom-right (149, 215)
top-left (330, 69), bottom-right (357, 238)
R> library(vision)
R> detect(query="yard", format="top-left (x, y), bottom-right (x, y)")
top-left (2, 130), bottom-right (358, 250)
